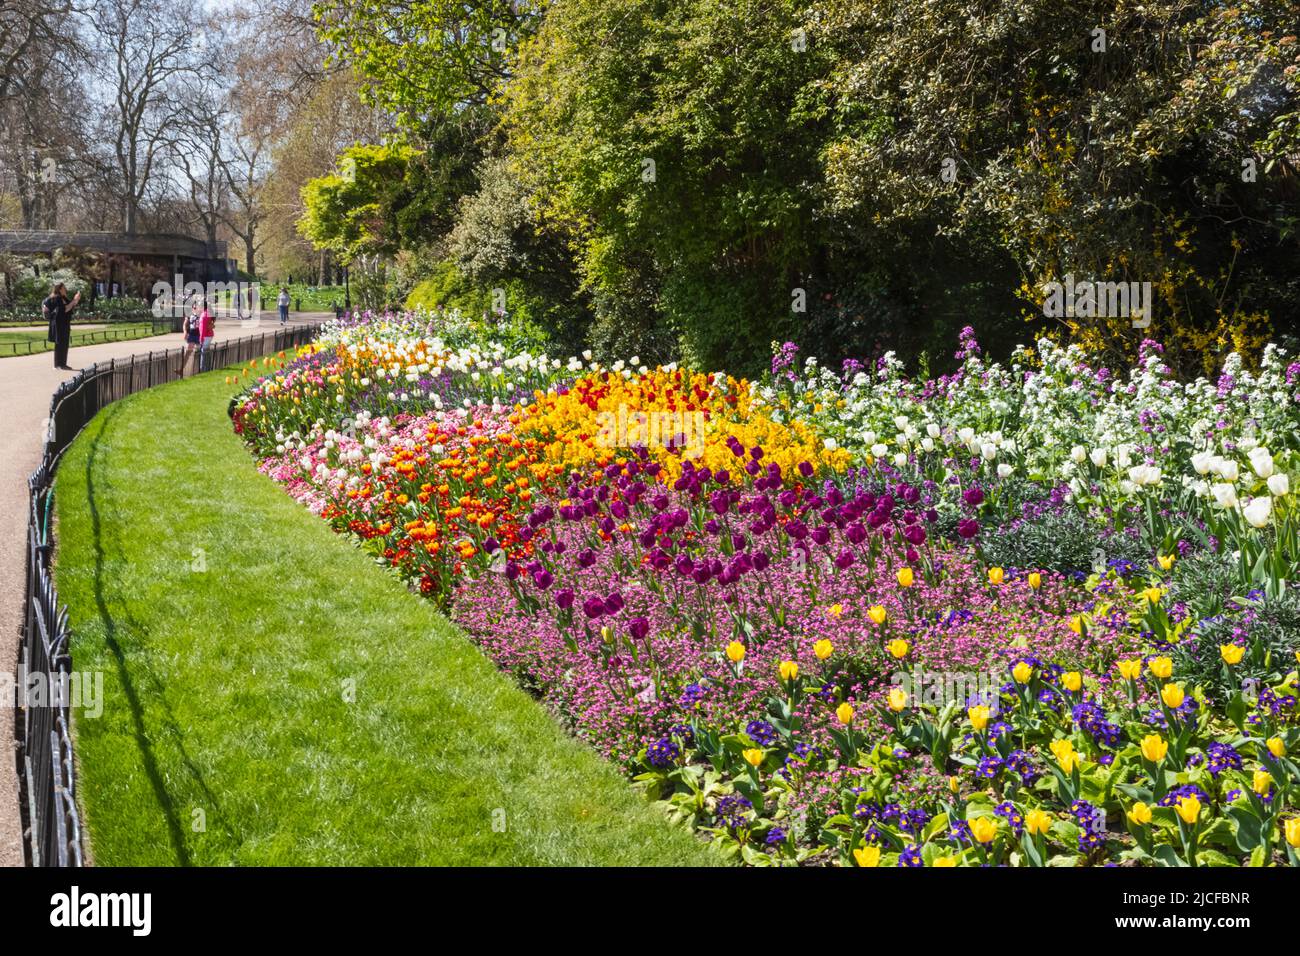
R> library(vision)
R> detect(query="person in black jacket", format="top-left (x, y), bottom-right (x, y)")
top-left (43, 283), bottom-right (81, 370)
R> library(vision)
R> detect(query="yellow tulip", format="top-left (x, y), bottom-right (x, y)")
top-left (1253, 769), bottom-right (1272, 795)
top-left (1012, 661), bottom-right (1033, 684)
top-left (1061, 671), bottom-right (1082, 692)
top-left (1157, 553), bottom-right (1175, 571)
top-left (813, 639), bottom-right (833, 660)
top-left (886, 639), bottom-right (910, 659)
top-left (778, 660), bottom-right (799, 681)
top-left (600, 625), bottom-right (614, 644)
top-left (828, 603), bottom-right (844, 618)
top-left (932, 856), bottom-right (958, 867)
top-left (1220, 644), bottom-right (1245, 665)
top-left (853, 845), bottom-right (881, 867)
top-left (948, 776), bottom-right (960, 794)
top-left (1174, 794), bottom-right (1201, 825)
top-left (1149, 656), bottom-right (1173, 680)
top-left (1160, 684), bottom-right (1185, 709)
top-left (725, 641), bottom-right (746, 663)
top-left (1117, 658), bottom-right (1143, 681)
top-left (1127, 802), bottom-right (1153, 826)
top-left (1267, 737), bottom-right (1286, 758)
top-left (1140, 734), bottom-right (1168, 763)
top-left (1068, 616), bottom-right (1085, 636)
top-left (1026, 808), bottom-right (1052, 836)
top-left (743, 748), bottom-right (764, 767)
top-left (896, 567), bottom-right (914, 588)
top-left (888, 687), bottom-right (908, 712)
top-left (988, 566), bottom-right (1005, 585)
top-left (867, 605), bottom-right (888, 625)
top-left (968, 816), bottom-right (998, 844)
top-left (1050, 738), bottom-right (1078, 771)
top-left (836, 702), bottom-right (855, 725)
top-left (968, 705), bottom-right (991, 730)
top-left (1028, 572), bottom-right (1042, 590)
top-left (1285, 818), bottom-right (1300, 849)
top-left (1142, 587), bottom-right (1162, 604)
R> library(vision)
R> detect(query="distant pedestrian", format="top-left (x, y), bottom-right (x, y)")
top-left (181, 300), bottom-right (201, 377)
top-left (198, 300), bottom-right (215, 371)
top-left (278, 286), bottom-right (290, 325)
top-left (43, 282), bottom-right (81, 371)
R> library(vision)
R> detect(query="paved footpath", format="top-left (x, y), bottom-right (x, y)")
top-left (0, 313), bottom-right (329, 867)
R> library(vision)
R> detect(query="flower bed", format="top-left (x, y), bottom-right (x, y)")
top-left (231, 316), bottom-right (1300, 867)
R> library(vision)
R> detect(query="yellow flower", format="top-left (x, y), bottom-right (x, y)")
top-left (725, 641), bottom-right (746, 663)
top-left (600, 625), bottom-right (614, 644)
top-left (813, 639), bottom-right (833, 660)
top-left (968, 705), bottom-right (991, 730)
top-left (1220, 644), bottom-right (1245, 665)
top-left (988, 567), bottom-right (1005, 585)
top-left (1149, 656), bottom-right (1173, 680)
top-left (1140, 734), bottom-right (1169, 763)
top-left (853, 845), bottom-right (881, 867)
top-left (828, 603), bottom-right (844, 619)
top-left (1061, 671), bottom-right (1082, 692)
top-left (1028, 572), bottom-right (1042, 590)
top-left (867, 605), bottom-right (887, 625)
top-left (1267, 737), bottom-right (1286, 758)
top-left (1160, 684), bottom-right (1185, 709)
top-left (1050, 738), bottom-right (1080, 772)
top-left (1012, 661), bottom-right (1033, 684)
top-left (1026, 808), bottom-right (1052, 836)
top-left (948, 776), bottom-right (960, 794)
top-left (968, 816), bottom-right (998, 844)
top-left (1174, 794), bottom-right (1201, 825)
top-left (1127, 802), bottom-right (1153, 826)
top-left (1157, 553), bottom-right (1175, 571)
top-left (1285, 818), bottom-right (1300, 849)
top-left (1142, 586), bottom-right (1162, 604)
top-left (778, 660), bottom-right (799, 681)
top-left (896, 567), bottom-right (914, 587)
top-left (886, 639), bottom-right (910, 659)
top-left (1253, 768), bottom-right (1272, 795)
top-left (835, 702), bottom-right (854, 725)
top-left (743, 748), bottom-right (764, 767)
top-left (887, 687), bottom-right (908, 712)
top-left (932, 856), bottom-right (958, 867)
top-left (1117, 658), bottom-right (1143, 681)
top-left (1068, 616), bottom-right (1085, 636)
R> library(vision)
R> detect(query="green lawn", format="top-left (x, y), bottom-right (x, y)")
top-left (0, 322), bottom-right (162, 357)
top-left (54, 368), bottom-right (718, 866)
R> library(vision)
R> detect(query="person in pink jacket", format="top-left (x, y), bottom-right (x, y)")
top-left (198, 301), bottom-right (216, 372)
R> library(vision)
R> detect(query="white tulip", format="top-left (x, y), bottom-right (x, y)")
top-left (1211, 483), bottom-right (1239, 509)
top-left (921, 437), bottom-right (935, 453)
top-left (893, 453), bottom-right (908, 467)
top-left (1191, 451), bottom-right (1214, 475)
top-left (927, 423), bottom-right (941, 439)
top-left (997, 463), bottom-right (1013, 478)
top-left (1090, 448), bottom-right (1108, 468)
top-left (1070, 445), bottom-right (1086, 464)
top-left (1268, 473), bottom-right (1290, 496)
top-left (981, 443), bottom-right (997, 460)
top-left (1248, 447), bottom-right (1274, 479)
top-left (1242, 496), bottom-right (1272, 529)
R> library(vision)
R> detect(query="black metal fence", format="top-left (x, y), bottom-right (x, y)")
top-left (2, 319), bottom-right (179, 357)
top-left (19, 323), bottom-right (322, 866)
